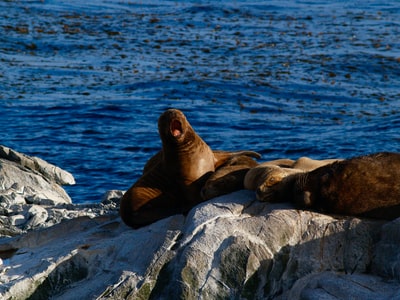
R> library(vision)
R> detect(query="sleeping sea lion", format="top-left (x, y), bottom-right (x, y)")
top-left (120, 108), bottom-right (260, 228)
top-left (292, 157), bottom-right (342, 171)
top-left (293, 152), bottom-right (400, 220)
top-left (244, 159), bottom-right (296, 191)
top-left (254, 166), bottom-right (304, 201)
top-left (247, 157), bottom-right (341, 202)
top-left (201, 155), bottom-right (259, 200)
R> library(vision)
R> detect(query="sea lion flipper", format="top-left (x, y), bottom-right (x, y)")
top-left (120, 165), bottom-right (180, 228)
top-left (201, 155), bottom-right (259, 200)
top-left (213, 150), bottom-right (261, 169)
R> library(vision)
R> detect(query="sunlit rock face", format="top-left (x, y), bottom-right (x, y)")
top-left (0, 145), bottom-right (78, 236)
top-left (0, 188), bottom-right (399, 299)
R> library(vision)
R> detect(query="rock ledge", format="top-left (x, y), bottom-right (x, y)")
top-left (0, 146), bottom-right (399, 299)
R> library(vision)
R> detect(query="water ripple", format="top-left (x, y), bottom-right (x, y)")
top-left (1, 0), bottom-right (399, 203)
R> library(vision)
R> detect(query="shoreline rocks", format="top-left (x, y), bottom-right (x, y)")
top-left (0, 146), bottom-right (399, 299)
top-left (0, 145), bottom-right (104, 236)
top-left (0, 191), bottom-right (399, 299)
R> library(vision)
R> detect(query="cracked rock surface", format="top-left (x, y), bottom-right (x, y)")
top-left (0, 145), bottom-right (399, 299)
top-left (1, 190), bottom-right (399, 299)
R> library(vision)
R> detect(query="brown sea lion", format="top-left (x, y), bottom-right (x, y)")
top-left (292, 157), bottom-right (342, 171)
top-left (201, 155), bottom-right (259, 200)
top-left (254, 166), bottom-right (304, 201)
top-left (243, 159), bottom-right (296, 191)
top-left (120, 109), bottom-right (261, 228)
top-left (247, 157), bottom-right (342, 202)
top-left (292, 152), bottom-right (400, 220)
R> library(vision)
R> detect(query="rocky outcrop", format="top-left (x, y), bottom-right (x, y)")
top-left (0, 145), bottom-right (78, 235)
top-left (0, 146), bottom-right (399, 299)
top-left (0, 190), bottom-right (399, 299)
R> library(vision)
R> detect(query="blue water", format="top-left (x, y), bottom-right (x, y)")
top-left (1, 0), bottom-right (399, 203)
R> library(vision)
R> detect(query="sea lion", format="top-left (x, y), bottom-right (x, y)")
top-left (254, 166), bottom-right (304, 201)
top-left (292, 157), bottom-right (342, 171)
top-left (293, 152), bottom-right (400, 220)
top-left (120, 108), bottom-right (261, 228)
top-left (246, 157), bottom-right (342, 202)
top-left (201, 155), bottom-right (259, 200)
top-left (243, 159), bottom-right (296, 191)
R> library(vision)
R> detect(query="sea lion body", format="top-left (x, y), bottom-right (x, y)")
top-left (294, 152), bottom-right (400, 219)
top-left (201, 155), bottom-right (258, 200)
top-left (120, 109), bottom-right (260, 228)
top-left (247, 157), bottom-right (341, 202)
top-left (254, 166), bottom-right (304, 201)
top-left (244, 160), bottom-right (295, 191)
top-left (292, 157), bottom-right (342, 171)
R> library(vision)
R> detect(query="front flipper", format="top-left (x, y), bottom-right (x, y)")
top-left (201, 153), bottom-right (259, 200)
top-left (120, 164), bottom-right (180, 228)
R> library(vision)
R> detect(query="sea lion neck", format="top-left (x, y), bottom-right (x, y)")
top-left (161, 129), bottom-right (201, 158)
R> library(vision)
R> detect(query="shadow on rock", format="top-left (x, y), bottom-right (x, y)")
top-left (1, 190), bottom-right (400, 299)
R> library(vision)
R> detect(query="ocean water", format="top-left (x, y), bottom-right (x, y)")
top-left (1, 0), bottom-right (399, 203)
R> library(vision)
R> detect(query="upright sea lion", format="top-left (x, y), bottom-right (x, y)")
top-left (293, 152), bottom-right (400, 220)
top-left (201, 155), bottom-right (259, 200)
top-left (120, 109), bottom-right (260, 228)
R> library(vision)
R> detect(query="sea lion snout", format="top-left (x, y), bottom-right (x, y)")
top-left (170, 119), bottom-right (183, 137)
top-left (158, 109), bottom-right (187, 140)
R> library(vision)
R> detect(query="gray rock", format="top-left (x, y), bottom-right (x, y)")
top-left (0, 190), bottom-right (399, 300)
top-left (0, 146), bottom-right (78, 236)
top-left (280, 272), bottom-right (400, 300)
top-left (24, 205), bottom-right (49, 230)
top-left (0, 158), bottom-right (72, 205)
top-left (0, 145), bottom-right (75, 186)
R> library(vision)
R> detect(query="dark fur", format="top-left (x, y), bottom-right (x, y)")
top-left (293, 152), bottom-right (400, 220)
top-left (201, 155), bottom-right (259, 200)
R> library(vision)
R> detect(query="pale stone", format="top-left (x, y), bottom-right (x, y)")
top-left (0, 145), bottom-right (75, 186)
top-left (0, 190), bottom-right (399, 299)
top-left (9, 215), bottom-right (26, 227)
top-left (24, 205), bottom-right (49, 230)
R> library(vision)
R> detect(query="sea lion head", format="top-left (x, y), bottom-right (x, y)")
top-left (293, 172), bottom-right (314, 208)
top-left (293, 171), bottom-right (331, 209)
top-left (158, 109), bottom-right (197, 147)
top-left (256, 167), bottom-right (303, 202)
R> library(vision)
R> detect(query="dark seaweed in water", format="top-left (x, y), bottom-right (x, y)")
top-left (0, 0), bottom-right (399, 203)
